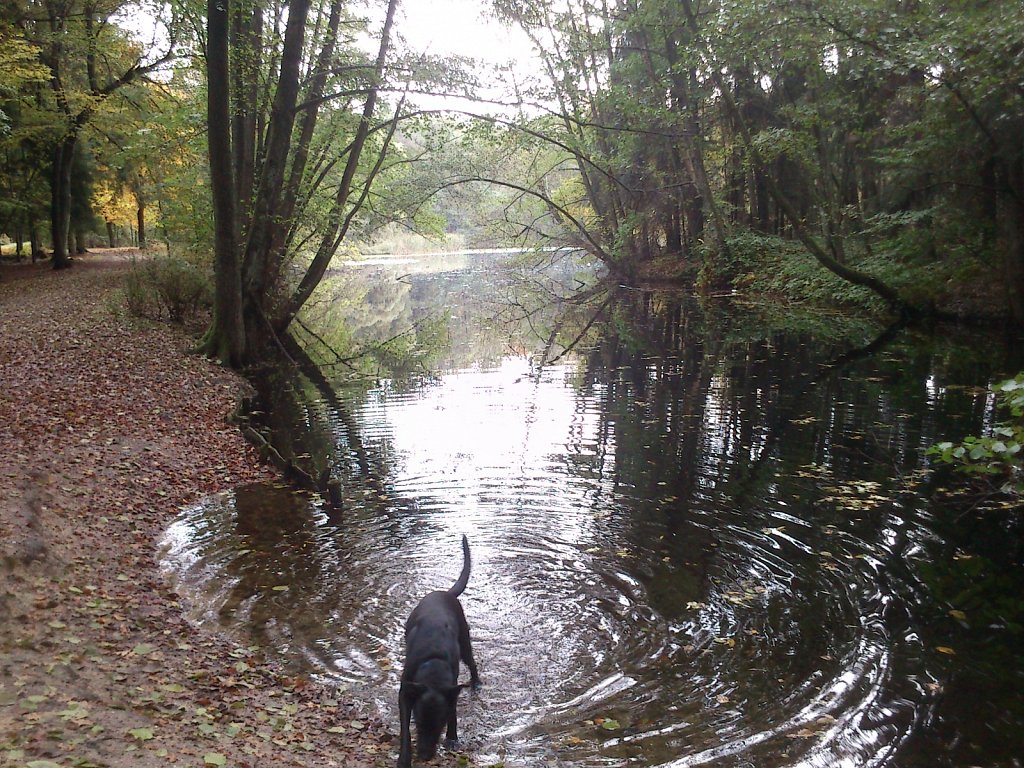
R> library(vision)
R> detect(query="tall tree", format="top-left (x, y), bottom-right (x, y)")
top-left (201, 0), bottom-right (402, 366)
top-left (14, 0), bottom-right (176, 267)
top-left (0, 24), bottom-right (50, 254)
top-left (493, 0), bottom-right (1024, 321)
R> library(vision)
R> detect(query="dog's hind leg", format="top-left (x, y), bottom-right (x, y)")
top-left (459, 624), bottom-right (481, 689)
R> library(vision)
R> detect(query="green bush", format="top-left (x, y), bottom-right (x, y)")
top-left (124, 255), bottom-right (213, 324)
top-left (928, 374), bottom-right (1024, 497)
top-left (720, 232), bottom-right (885, 310)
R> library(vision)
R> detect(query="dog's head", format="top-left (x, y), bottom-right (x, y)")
top-left (407, 683), bottom-right (465, 760)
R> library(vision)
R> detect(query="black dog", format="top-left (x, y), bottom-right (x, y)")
top-left (398, 535), bottom-right (481, 767)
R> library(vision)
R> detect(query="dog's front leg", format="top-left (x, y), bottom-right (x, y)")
top-left (398, 684), bottom-right (414, 768)
top-left (445, 697), bottom-right (459, 748)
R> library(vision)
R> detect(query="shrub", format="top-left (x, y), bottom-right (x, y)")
top-left (124, 255), bottom-right (213, 324)
top-left (928, 374), bottom-right (1024, 497)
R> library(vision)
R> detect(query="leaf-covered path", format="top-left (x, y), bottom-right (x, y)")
top-left (0, 252), bottom-right (391, 767)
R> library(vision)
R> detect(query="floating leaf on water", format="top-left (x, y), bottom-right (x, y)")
top-left (948, 609), bottom-right (968, 621)
top-left (204, 753), bottom-right (227, 766)
top-left (788, 727), bottom-right (817, 738)
top-left (271, 585), bottom-right (290, 592)
top-left (128, 727), bottom-right (155, 741)
top-left (598, 718), bottom-right (621, 731)
top-left (935, 646), bottom-right (956, 655)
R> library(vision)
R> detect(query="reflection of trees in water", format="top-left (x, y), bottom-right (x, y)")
top-left (248, 257), bottom-right (1022, 561)
top-left (551, 289), bottom-right (1022, 621)
top-left (206, 483), bottom-right (382, 671)
top-left (245, 338), bottom-right (392, 509)
top-left (303, 252), bottom-right (599, 371)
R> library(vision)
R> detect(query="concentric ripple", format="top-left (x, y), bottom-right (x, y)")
top-left (160, 354), bottom-right (941, 767)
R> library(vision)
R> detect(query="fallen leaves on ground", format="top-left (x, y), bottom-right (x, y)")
top-left (0, 253), bottom-right (392, 767)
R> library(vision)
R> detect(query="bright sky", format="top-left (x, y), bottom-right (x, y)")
top-left (116, 0), bottom-right (540, 110)
top-left (397, 0), bottom-right (534, 64)
top-left (395, 0), bottom-right (539, 111)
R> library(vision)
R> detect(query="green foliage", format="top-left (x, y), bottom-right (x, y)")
top-left (722, 232), bottom-right (884, 309)
top-left (928, 375), bottom-right (1024, 496)
top-left (0, 31), bottom-right (48, 95)
top-left (123, 255), bottom-right (213, 324)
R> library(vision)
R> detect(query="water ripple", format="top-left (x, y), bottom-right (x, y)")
top-left (159, 358), bottom-right (942, 767)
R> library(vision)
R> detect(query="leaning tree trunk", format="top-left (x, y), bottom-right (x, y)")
top-left (279, 0), bottom-right (399, 330)
top-left (679, 0), bottom-right (914, 317)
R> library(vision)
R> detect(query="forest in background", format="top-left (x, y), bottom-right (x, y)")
top-left (2, 0), bottom-right (1022, 352)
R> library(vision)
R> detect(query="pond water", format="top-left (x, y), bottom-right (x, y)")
top-left (160, 252), bottom-right (1024, 767)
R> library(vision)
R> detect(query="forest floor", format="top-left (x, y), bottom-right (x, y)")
top-left (0, 251), bottom-right (394, 768)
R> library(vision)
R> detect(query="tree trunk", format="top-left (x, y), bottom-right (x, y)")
top-left (107, 221), bottom-right (116, 248)
top-left (663, 38), bottom-right (729, 259)
top-left (239, 0), bottom-right (313, 309)
top-left (30, 221), bottom-right (40, 263)
top-left (204, 0), bottom-right (245, 367)
top-left (231, 0), bottom-right (262, 240)
top-left (267, 0), bottom-right (344, 268)
top-left (50, 135), bottom-right (75, 269)
top-left (136, 204), bottom-right (146, 250)
top-left (1003, 153), bottom-right (1024, 325)
top-left (281, 0), bottom-right (399, 328)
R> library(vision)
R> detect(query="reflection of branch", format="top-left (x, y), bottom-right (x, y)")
top-left (541, 291), bottom-right (616, 368)
top-left (297, 315), bottom-right (440, 371)
top-left (732, 317), bottom-right (908, 502)
top-left (280, 332), bottom-right (377, 484)
top-left (291, 316), bottom-right (357, 370)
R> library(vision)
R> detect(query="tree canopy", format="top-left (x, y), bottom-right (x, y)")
top-left (0, 0), bottom-right (1021, 335)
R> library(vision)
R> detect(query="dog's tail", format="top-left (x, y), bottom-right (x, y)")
top-left (448, 534), bottom-right (471, 597)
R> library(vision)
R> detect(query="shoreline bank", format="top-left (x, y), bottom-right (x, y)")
top-left (0, 252), bottom-right (391, 767)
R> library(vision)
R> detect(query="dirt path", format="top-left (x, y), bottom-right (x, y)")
top-left (1, 252), bottom-right (391, 767)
